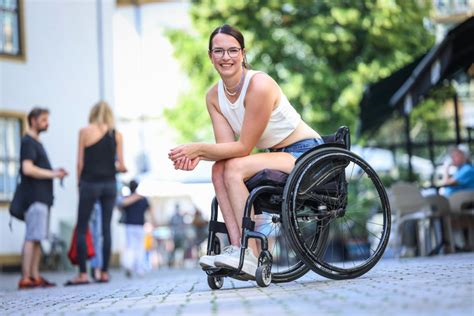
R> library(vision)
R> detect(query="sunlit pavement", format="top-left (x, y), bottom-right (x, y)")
top-left (0, 253), bottom-right (473, 315)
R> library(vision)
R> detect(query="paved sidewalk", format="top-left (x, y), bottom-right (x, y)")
top-left (0, 253), bottom-right (473, 315)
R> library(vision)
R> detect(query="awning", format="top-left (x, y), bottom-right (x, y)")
top-left (358, 55), bottom-right (425, 137)
top-left (359, 16), bottom-right (474, 137)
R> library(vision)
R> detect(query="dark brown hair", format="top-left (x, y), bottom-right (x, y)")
top-left (27, 107), bottom-right (49, 127)
top-left (208, 24), bottom-right (250, 69)
top-left (129, 180), bottom-right (139, 193)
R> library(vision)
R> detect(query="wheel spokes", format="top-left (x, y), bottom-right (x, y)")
top-left (289, 151), bottom-right (390, 277)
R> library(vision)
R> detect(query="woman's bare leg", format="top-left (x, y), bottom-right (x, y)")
top-left (212, 161), bottom-right (241, 246)
top-left (223, 152), bottom-right (296, 256)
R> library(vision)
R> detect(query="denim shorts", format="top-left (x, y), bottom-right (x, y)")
top-left (269, 138), bottom-right (324, 159)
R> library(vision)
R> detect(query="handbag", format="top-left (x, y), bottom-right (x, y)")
top-left (9, 177), bottom-right (30, 221)
top-left (67, 227), bottom-right (96, 265)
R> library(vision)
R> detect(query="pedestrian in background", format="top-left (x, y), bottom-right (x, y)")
top-left (169, 204), bottom-right (186, 267)
top-left (66, 101), bottom-right (127, 286)
top-left (89, 201), bottom-right (103, 281)
top-left (18, 107), bottom-right (68, 289)
top-left (143, 222), bottom-right (155, 272)
top-left (192, 207), bottom-right (208, 259)
top-left (442, 146), bottom-right (474, 196)
top-left (119, 180), bottom-right (151, 277)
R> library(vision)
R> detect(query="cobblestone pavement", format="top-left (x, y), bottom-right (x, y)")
top-left (0, 253), bottom-right (473, 316)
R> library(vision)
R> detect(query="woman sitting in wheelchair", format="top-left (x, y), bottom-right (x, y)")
top-left (168, 24), bottom-right (324, 279)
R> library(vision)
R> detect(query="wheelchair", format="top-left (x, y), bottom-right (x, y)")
top-left (203, 126), bottom-right (391, 289)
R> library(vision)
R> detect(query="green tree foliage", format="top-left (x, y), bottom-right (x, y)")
top-left (165, 0), bottom-right (434, 142)
top-left (411, 84), bottom-right (457, 138)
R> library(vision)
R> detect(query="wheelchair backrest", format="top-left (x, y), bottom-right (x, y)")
top-left (295, 126), bottom-right (351, 165)
top-left (321, 126), bottom-right (350, 150)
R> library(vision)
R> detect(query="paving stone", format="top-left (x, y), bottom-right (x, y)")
top-left (0, 253), bottom-right (473, 315)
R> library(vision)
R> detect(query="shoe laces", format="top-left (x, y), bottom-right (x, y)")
top-left (222, 245), bottom-right (238, 255)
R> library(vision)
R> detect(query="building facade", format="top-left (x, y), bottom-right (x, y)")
top-left (0, 0), bottom-right (116, 267)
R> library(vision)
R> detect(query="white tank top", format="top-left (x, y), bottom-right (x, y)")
top-left (217, 70), bottom-right (301, 149)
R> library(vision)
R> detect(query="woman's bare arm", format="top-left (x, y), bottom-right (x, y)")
top-left (169, 74), bottom-right (277, 163)
top-left (115, 131), bottom-right (127, 173)
top-left (76, 128), bottom-right (85, 185)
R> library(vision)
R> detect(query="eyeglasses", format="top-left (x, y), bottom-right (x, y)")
top-left (210, 47), bottom-right (242, 58)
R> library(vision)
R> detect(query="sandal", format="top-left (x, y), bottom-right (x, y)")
top-left (90, 268), bottom-right (101, 281)
top-left (95, 271), bottom-right (110, 283)
top-left (18, 277), bottom-right (38, 289)
top-left (32, 276), bottom-right (56, 288)
top-left (64, 279), bottom-right (90, 286)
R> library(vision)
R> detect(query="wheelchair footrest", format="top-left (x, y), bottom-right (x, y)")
top-left (204, 266), bottom-right (255, 281)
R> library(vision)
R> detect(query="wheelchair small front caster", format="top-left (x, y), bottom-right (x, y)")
top-left (255, 265), bottom-right (272, 287)
top-left (207, 275), bottom-right (224, 290)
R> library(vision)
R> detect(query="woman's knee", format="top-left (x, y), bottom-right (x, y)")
top-left (211, 161), bottom-right (226, 185)
top-left (223, 158), bottom-right (244, 187)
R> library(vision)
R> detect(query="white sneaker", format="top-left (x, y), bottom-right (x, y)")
top-left (200, 246), bottom-right (238, 269)
top-left (199, 254), bottom-right (216, 269)
top-left (214, 246), bottom-right (258, 278)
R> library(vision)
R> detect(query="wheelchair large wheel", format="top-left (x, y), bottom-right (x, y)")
top-left (282, 147), bottom-right (391, 280)
top-left (254, 211), bottom-right (310, 283)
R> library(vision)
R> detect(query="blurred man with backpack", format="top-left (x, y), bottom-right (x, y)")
top-left (17, 107), bottom-right (68, 289)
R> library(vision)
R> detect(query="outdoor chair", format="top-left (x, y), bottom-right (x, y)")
top-left (389, 182), bottom-right (445, 257)
top-left (448, 191), bottom-right (474, 251)
top-left (424, 194), bottom-right (455, 254)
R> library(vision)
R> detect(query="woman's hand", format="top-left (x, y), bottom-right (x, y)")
top-left (173, 157), bottom-right (201, 171)
top-left (169, 143), bottom-right (201, 162)
top-left (116, 162), bottom-right (128, 173)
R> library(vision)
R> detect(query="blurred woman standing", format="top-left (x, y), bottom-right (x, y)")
top-left (66, 101), bottom-right (127, 285)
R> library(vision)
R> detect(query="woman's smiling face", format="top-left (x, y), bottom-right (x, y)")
top-left (209, 33), bottom-right (244, 76)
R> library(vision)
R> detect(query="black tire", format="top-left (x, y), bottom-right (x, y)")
top-left (282, 147), bottom-right (391, 280)
top-left (207, 275), bottom-right (224, 290)
top-left (255, 265), bottom-right (272, 287)
top-left (254, 211), bottom-right (310, 283)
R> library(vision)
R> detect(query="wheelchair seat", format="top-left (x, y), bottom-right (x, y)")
top-left (245, 169), bottom-right (288, 214)
top-left (245, 169), bottom-right (288, 191)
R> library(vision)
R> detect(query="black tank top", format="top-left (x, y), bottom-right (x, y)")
top-left (81, 130), bottom-right (116, 182)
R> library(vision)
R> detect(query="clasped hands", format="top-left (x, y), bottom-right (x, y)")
top-left (168, 143), bottom-right (201, 171)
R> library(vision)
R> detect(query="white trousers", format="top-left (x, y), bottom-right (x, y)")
top-left (122, 224), bottom-right (145, 274)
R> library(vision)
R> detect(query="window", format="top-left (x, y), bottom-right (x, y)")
top-left (0, 112), bottom-right (25, 203)
top-left (0, 0), bottom-right (25, 61)
top-left (116, 0), bottom-right (168, 6)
